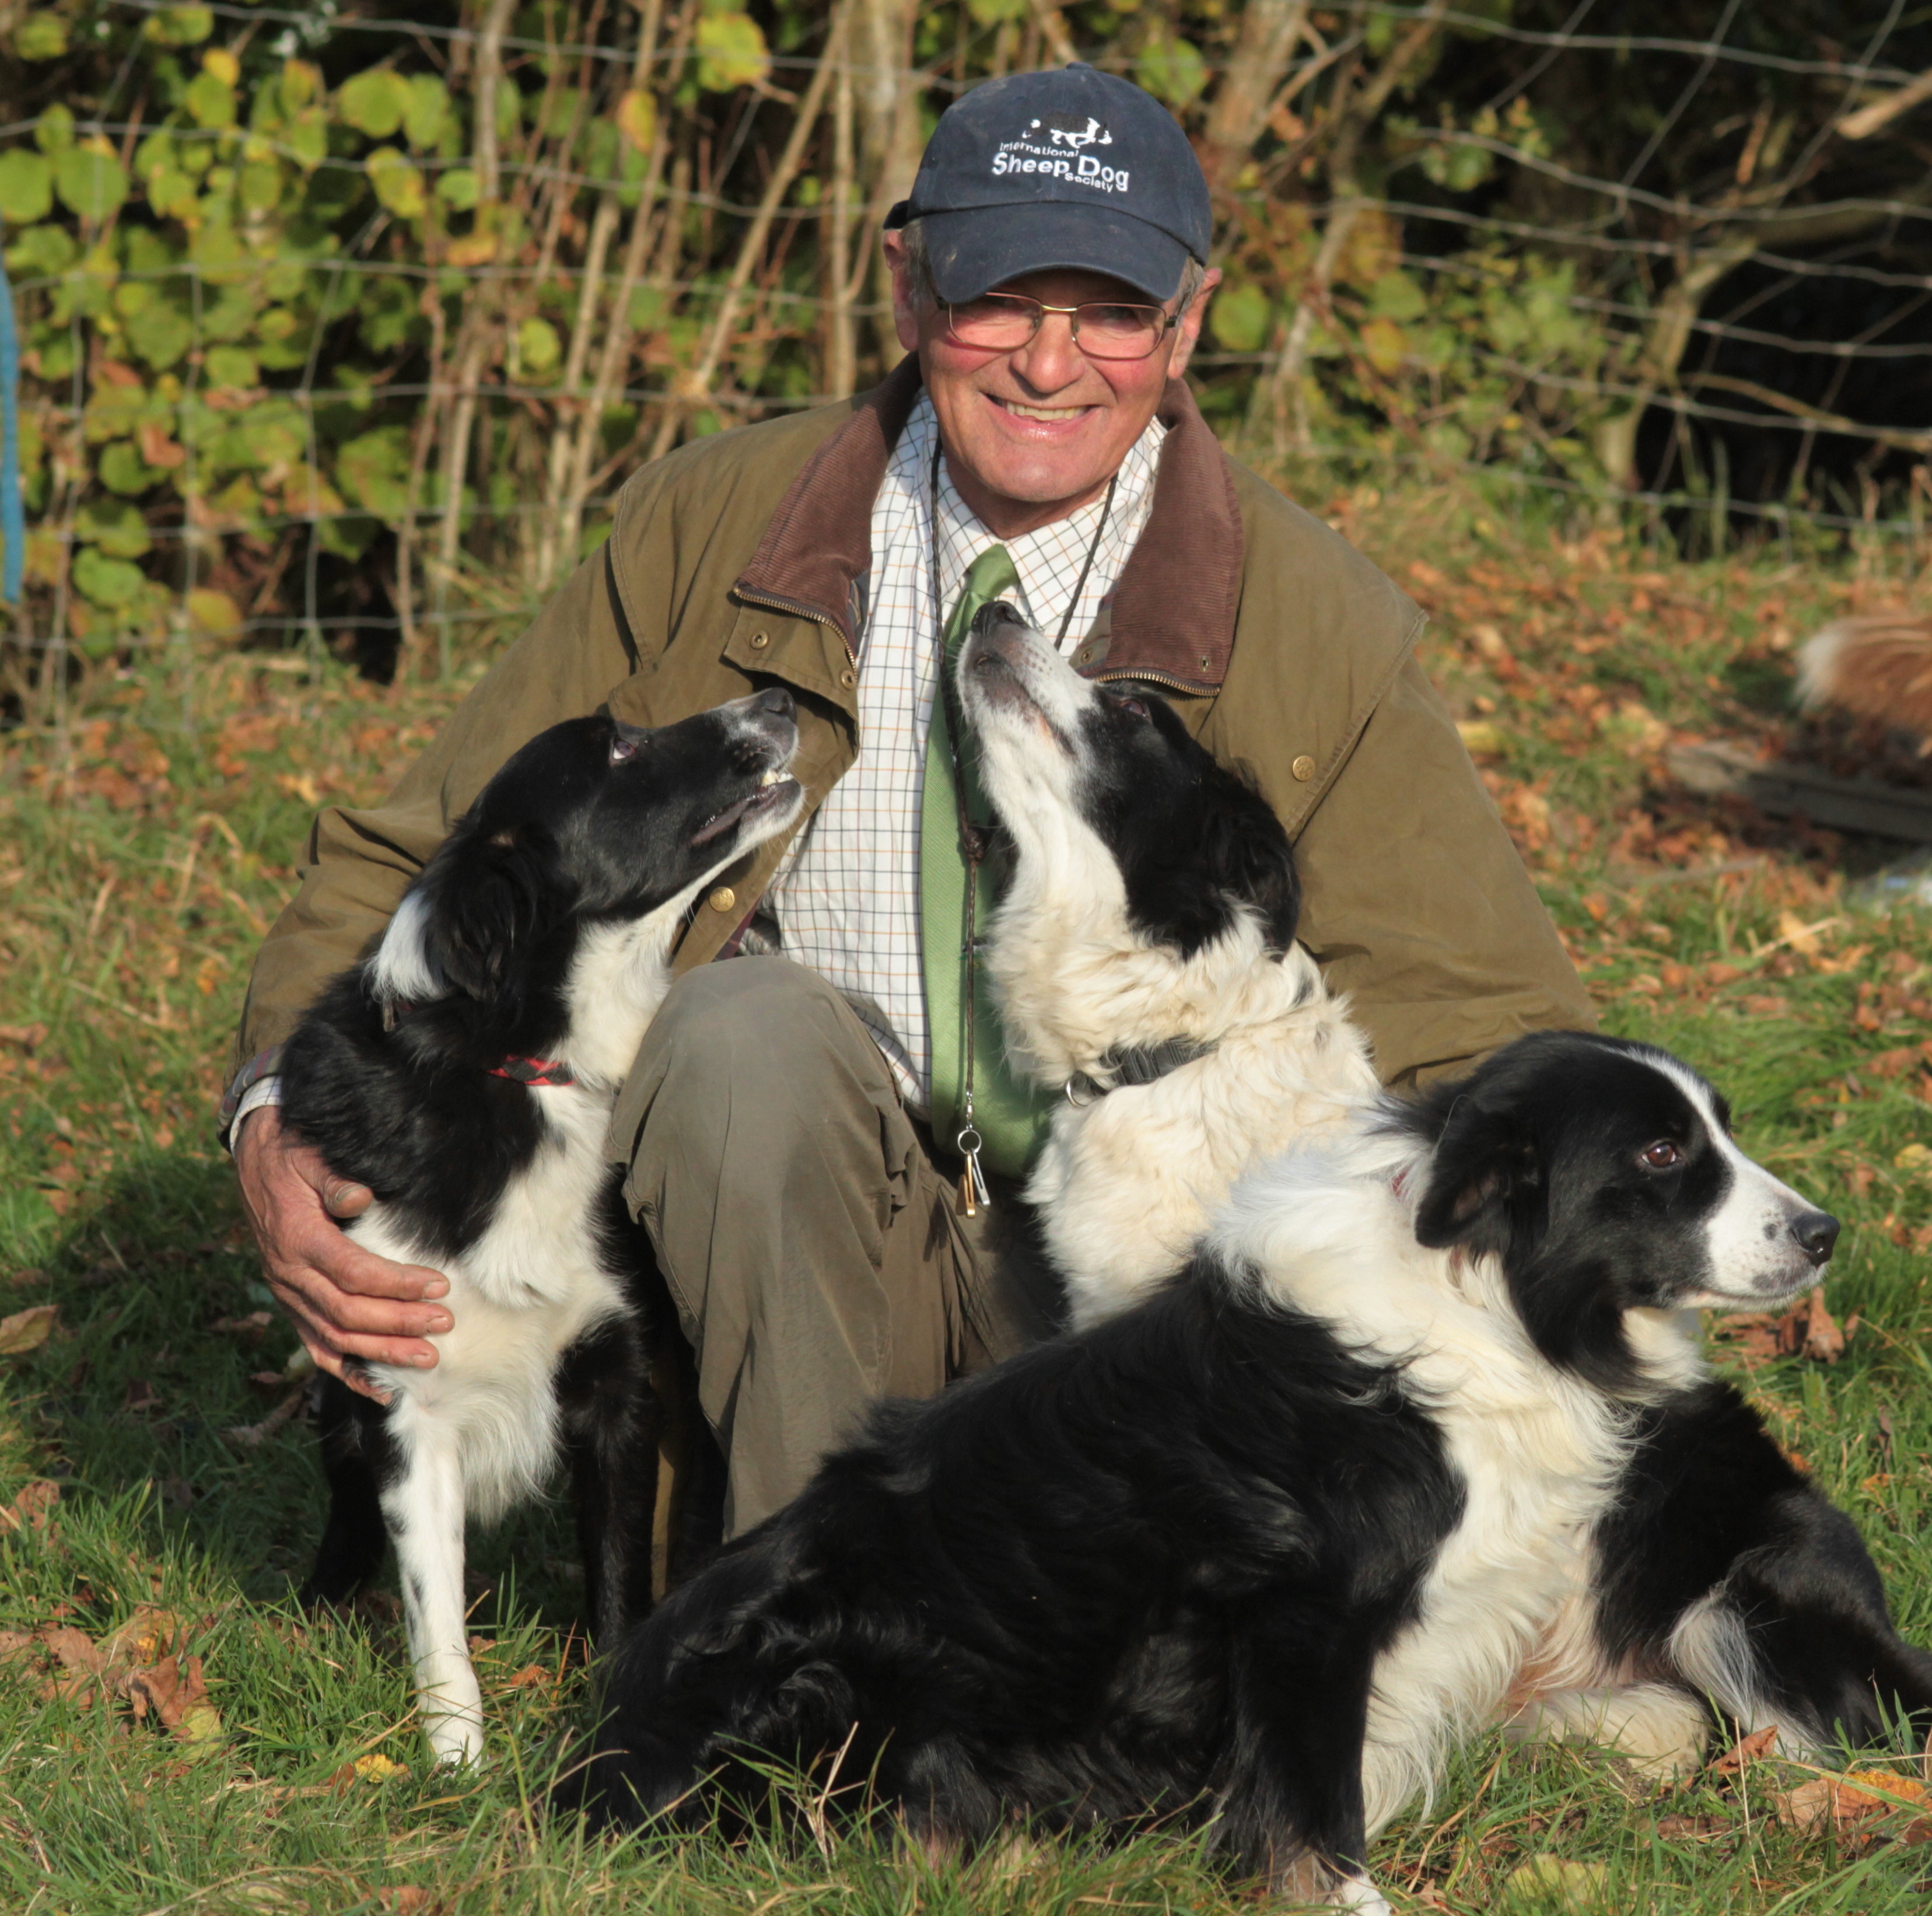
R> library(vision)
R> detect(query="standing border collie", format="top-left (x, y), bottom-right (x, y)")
top-left (277, 691), bottom-right (804, 1766)
top-left (563, 1027), bottom-right (1847, 1911)
top-left (957, 605), bottom-right (1932, 1776)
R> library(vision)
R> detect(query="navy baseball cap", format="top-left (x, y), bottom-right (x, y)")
top-left (886, 64), bottom-right (1210, 305)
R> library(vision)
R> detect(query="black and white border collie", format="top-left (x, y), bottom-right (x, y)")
top-left (957, 606), bottom-right (1932, 1778)
top-left (563, 1025), bottom-right (1850, 1910)
top-left (277, 691), bottom-right (803, 1766)
top-left (958, 603), bottom-right (1380, 1327)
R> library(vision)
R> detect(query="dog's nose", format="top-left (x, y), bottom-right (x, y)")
top-left (1789, 1211), bottom-right (1840, 1267)
top-left (971, 600), bottom-right (1027, 639)
top-left (752, 687), bottom-right (794, 720)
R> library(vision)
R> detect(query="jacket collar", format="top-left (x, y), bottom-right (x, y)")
top-left (733, 356), bottom-right (1242, 693)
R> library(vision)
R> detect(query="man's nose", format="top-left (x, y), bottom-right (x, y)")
top-left (1009, 312), bottom-right (1086, 390)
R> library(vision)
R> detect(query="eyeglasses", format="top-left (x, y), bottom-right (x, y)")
top-left (942, 292), bottom-right (1181, 362)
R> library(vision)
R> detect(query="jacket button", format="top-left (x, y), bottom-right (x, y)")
top-left (839, 668), bottom-right (856, 688)
top-left (749, 631), bottom-right (769, 649)
top-left (708, 886), bottom-right (737, 914)
top-left (1291, 754), bottom-right (1317, 782)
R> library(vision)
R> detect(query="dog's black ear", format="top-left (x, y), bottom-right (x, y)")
top-left (372, 822), bottom-right (570, 1007)
top-left (1413, 1096), bottom-right (1541, 1257)
top-left (1198, 769), bottom-right (1300, 953)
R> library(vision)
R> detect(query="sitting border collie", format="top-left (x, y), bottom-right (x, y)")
top-left (276, 691), bottom-right (804, 1766)
top-left (958, 604), bottom-right (1932, 1777)
top-left (562, 1028), bottom-right (1845, 1910)
top-left (958, 603), bottom-right (1380, 1328)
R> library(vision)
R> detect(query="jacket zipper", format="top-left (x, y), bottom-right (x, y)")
top-left (734, 586), bottom-right (856, 662)
top-left (1094, 666), bottom-right (1214, 695)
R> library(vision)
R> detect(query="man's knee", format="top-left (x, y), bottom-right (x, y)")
top-left (642, 956), bottom-right (869, 1090)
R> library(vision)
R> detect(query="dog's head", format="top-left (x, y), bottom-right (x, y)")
top-left (369, 689), bottom-right (802, 1017)
top-left (957, 602), bottom-right (1298, 962)
top-left (1407, 1030), bottom-right (1839, 1390)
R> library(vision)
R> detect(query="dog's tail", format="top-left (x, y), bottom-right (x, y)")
top-left (1797, 613), bottom-right (1932, 743)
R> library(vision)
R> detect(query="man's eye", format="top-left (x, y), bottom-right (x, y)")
top-left (1640, 1140), bottom-right (1684, 1170)
top-left (610, 736), bottom-right (639, 764)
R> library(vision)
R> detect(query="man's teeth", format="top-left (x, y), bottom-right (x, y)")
top-left (1002, 400), bottom-right (1086, 421)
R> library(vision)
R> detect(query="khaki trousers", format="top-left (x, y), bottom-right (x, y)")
top-left (606, 957), bottom-right (1055, 1540)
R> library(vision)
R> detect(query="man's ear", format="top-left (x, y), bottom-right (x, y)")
top-left (1413, 1099), bottom-right (1541, 1256)
top-left (881, 229), bottom-right (924, 354)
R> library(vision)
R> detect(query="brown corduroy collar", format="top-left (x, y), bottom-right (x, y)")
top-left (733, 356), bottom-right (1243, 694)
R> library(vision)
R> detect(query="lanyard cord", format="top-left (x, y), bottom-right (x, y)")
top-left (926, 436), bottom-right (1116, 1182)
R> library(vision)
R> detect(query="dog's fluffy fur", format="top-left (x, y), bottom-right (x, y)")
top-left (563, 1027), bottom-right (1847, 1911)
top-left (1798, 613), bottom-right (1932, 746)
top-left (958, 606), bottom-right (1932, 1777)
top-left (278, 691), bottom-right (803, 1765)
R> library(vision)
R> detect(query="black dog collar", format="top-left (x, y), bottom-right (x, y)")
top-left (1064, 1037), bottom-right (1216, 1108)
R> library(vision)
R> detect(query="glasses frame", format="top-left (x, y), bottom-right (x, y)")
top-left (940, 291), bottom-right (1182, 362)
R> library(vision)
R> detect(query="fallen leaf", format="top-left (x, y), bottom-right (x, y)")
top-left (0, 1479), bottom-right (61, 1535)
top-left (331, 1750), bottom-right (407, 1791)
top-left (1654, 1813), bottom-right (1728, 1841)
top-left (379, 1889), bottom-right (436, 1914)
top-left (0, 1023), bottom-right (48, 1051)
top-left (124, 1377), bottom-right (160, 1414)
top-left (223, 1384), bottom-right (309, 1450)
top-left (1894, 1142), bottom-right (1932, 1176)
top-left (1458, 719), bottom-right (1503, 754)
top-left (1711, 1724), bottom-right (1780, 1775)
top-left (1801, 1286), bottom-right (1845, 1363)
top-left (0, 1303), bottom-right (57, 1355)
top-left (505, 1662), bottom-right (551, 1691)
top-left (210, 1311), bottom-right (273, 1347)
top-left (1502, 1856), bottom-right (1608, 1909)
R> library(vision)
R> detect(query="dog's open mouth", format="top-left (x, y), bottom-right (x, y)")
top-left (691, 767), bottom-right (799, 847)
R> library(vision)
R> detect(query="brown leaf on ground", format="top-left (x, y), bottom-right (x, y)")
top-left (123, 1377), bottom-right (159, 1414)
top-left (1774, 1767), bottom-right (1929, 1835)
top-left (379, 1888), bottom-right (439, 1914)
top-left (1801, 1287), bottom-right (1846, 1362)
top-left (122, 1652), bottom-right (222, 1742)
top-left (223, 1384), bottom-right (309, 1450)
top-left (0, 1303), bottom-right (57, 1355)
top-left (0, 1023), bottom-right (48, 1051)
top-left (0, 1479), bottom-right (61, 1536)
top-left (1711, 1724), bottom-right (1780, 1775)
top-left (1712, 1288), bottom-right (1843, 1365)
top-left (1654, 1813), bottom-right (1729, 1841)
top-left (210, 1311), bottom-right (273, 1346)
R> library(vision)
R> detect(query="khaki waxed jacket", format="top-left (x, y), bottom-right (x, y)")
top-left (226, 358), bottom-right (1592, 1115)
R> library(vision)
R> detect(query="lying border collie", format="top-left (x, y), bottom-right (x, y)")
top-left (277, 691), bottom-right (804, 1766)
top-left (958, 604), bottom-right (1932, 1777)
top-left (563, 1027), bottom-right (1843, 1910)
top-left (958, 603), bottom-right (1380, 1327)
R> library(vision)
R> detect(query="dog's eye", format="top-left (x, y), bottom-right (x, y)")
top-left (1639, 1140), bottom-right (1684, 1170)
top-left (610, 735), bottom-right (639, 764)
top-left (1116, 697), bottom-right (1150, 721)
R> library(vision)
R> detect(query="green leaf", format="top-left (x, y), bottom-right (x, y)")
top-left (404, 75), bottom-right (450, 151)
top-left (14, 12), bottom-right (68, 60)
top-left (35, 104), bottom-right (74, 156)
top-left (98, 440), bottom-right (163, 495)
top-left (72, 547), bottom-right (146, 608)
top-left (334, 425), bottom-right (412, 520)
top-left (239, 159), bottom-right (282, 213)
top-left (338, 68), bottom-right (412, 139)
top-left (695, 12), bottom-right (770, 91)
top-left (1209, 281), bottom-right (1272, 354)
top-left (615, 88), bottom-right (657, 156)
top-left (238, 405), bottom-right (303, 467)
top-left (205, 344), bottom-right (260, 389)
top-left (75, 498), bottom-right (152, 559)
top-left (1369, 271), bottom-right (1427, 322)
top-left (185, 71), bottom-right (238, 131)
top-left (4, 223), bottom-right (75, 278)
top-left (0, 151), bottom-right (54, 225)
top-left (132, 305), bottom-right (194, 370)
top-left (55, 147), bottom-right (130, 222)
top-left (366, 146), bottom-right (426, 220)
top-left (1135, 34), bottom-right (1206, 109)
top-left (966, 0), bottom-right (1027, 19)
top-left (286, 106), bottom-right (329, 172)
top-left (148, 169), bottom-right (200, 222)
top-left (435, 167), bottom-right (479, 211)
top-left (515, 316), bottom-right (561, 377)
top-left (143, 5), bottom-right (214, 45)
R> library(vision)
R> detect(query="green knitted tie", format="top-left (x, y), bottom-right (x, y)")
top-left (921, 544), bottom-right (1052, 1183)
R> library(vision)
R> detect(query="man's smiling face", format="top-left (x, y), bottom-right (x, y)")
top-left (883, 239), bottom-right (1217, 540)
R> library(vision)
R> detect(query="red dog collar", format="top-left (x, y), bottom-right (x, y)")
top-left (489, 1056), bottom-right (578, 1088)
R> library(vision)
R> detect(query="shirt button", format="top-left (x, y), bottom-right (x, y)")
top-left (1291, 754), bottom-right (1317, 782)
top-left (839, 667), bottom-right (856, 688)
top-left (749, 631), bottom-right (769, 649)
top-left (708, 886), bottom-right (737, 914)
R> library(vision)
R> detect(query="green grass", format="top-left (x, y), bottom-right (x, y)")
top-left (4, 512), bottom-right (1932, 1912)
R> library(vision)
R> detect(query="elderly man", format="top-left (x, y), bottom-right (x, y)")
top-left (228, 64), bottom-right (1591, 1540)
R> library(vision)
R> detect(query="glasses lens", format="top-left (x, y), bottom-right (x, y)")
top-left (946, 295), bottom-right (1041, 349)
top-left (1074, 303), bottom-right (1167, 359)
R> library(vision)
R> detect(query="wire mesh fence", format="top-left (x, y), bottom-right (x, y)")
top-left (4, 0), bottom-right (1932, 719)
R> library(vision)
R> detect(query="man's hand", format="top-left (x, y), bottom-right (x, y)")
top-left (235, 1104), bottom-right (452, 1399)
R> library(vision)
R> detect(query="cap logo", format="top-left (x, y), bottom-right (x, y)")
top-left (991, 115), bottom-right (1129, 195)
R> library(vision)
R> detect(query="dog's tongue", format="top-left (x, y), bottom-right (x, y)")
top-left (691, 794), bottom-right (752, 847)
